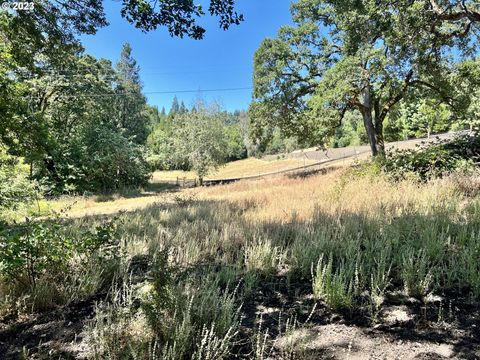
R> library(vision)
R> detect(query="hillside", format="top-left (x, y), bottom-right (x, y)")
top-left (1, 164), bottom-right (479, 359)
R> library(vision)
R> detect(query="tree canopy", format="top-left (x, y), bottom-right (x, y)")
top-left (171, 103), bottom-right (228, 183)
top-left (251, 0), bottom-right (480, 156)
top-left (120, 0), bottom-right (243, 39)
top-left (2, 0), bottom-right (243, 45)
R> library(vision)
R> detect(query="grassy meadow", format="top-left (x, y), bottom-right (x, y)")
top-left (3, 163), bottom-right (478, 358)
top-left (151, 157), bottom-right (319, 182)
top-left (44, 157), bottom-right (323, 219)
top-left (2, 0), bottom-right (479, 358)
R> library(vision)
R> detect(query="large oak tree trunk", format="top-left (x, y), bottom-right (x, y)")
top-left (359, 86), bottom-right (385, 157)
top-left (360, 107), bottom-right (385, 157)
top-left (361, 108), bottom-right (378, 156)
top-left (374, 113), bottom-right (385, 156)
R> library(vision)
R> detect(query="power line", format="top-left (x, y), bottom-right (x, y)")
top-left (146, 87), bottom-right (252, 95)
top-left (15, 65), bottom-right (251, 77)
top-left (31, 86), bottom-right (253, 99)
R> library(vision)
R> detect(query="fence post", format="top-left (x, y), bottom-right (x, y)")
top-left (176, 177), bottom-right (179, 186)
top-left (183, 177), bottom-right (186, 187)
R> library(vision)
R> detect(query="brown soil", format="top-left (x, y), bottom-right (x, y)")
top-left (1, 278), bottom-right (480, 359)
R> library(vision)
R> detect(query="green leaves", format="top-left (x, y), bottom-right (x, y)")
top-left (0, 148), bottom-right (37, 221)
top-left (383, 132), bottom-right (480, 181)
top-left (172, 104), bottom-right (228, 181)
top-left (251, 0), bottom-right (480, 155)
top-left (120, 0), bottom-right (243, 39)
top-left (0, 217), bottom-right (119, 290)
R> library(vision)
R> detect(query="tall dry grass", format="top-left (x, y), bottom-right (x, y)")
top-left (3, 166), bottom-right (479, 358)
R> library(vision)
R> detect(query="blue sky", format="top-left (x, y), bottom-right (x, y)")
top-left (80, 1), bottom-right (294, 112)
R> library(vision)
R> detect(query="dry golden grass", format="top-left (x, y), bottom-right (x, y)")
top-left (56, 160), bottom-right (461, 224)
top-left (51, 159), bottom-right (358, 219)
top-left (8, 159), bottom-right (480, 359)
top-left (151, 157), bottom-right (318, 182)
top-left (186, 166), bottom-right (460, 224)
top-left (51, 194), bottom-right (174, 218)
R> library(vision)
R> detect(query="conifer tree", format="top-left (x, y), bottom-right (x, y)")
top-left (115, 43), bottom-right (149, 143)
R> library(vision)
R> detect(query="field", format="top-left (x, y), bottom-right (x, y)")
top-left (1, 161), bottom-right (480, 359)
top-left (2, 0), bottom-right (479, 358)
top-left (49, 157), bottom-right (325, 218)
top-left (151, 157), bottom-right (320, 182)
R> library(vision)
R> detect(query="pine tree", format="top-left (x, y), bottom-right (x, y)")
top-left (179, 101), bottom-right (187, 114)
top-left (116, 43), bottom-right (141, 84)
top-left (115, 43), bottom-right (149, 143)
top-left (170, 96), bottom-right (180, 115)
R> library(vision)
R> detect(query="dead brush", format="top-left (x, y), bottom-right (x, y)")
top-left (451, 170), bottom-right (480, 197)
top-left (173, 192), bottom-right (198, 207)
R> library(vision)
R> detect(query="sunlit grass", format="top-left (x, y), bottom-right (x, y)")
top-left (2, 159), bottom-right (480, 358)
top-left (47, 157), bottom-right (320, 218)
top-left (152, 157), bottom-right (318, 182)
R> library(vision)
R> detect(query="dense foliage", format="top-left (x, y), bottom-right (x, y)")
top-left (0, 215), bottom-right (120, 313)
top-left (251, 1), bottom-right (480, 156)
top-left (383, 132), bottom-right (480, 181)
top-left (0, 218), bottom-right (118, 291)
top-left (2, 7), bottom-right (151, 194)
top-left (0, 148), bottom-right (37, 222)
top-left (0, 0), bottom-right (242, 41)
top-left (146, 102), bottom-right (249, 173)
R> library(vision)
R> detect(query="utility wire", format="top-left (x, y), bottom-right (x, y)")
top-left (146, 87), bottom-right (252, 95)
top-left (16, 66), bottom-right (251, 77)
top-left (30, 86), bottom-right (253, 99)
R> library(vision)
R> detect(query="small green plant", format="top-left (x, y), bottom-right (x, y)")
top-left (0, 218), bottom-right (118, 290)
top-left (193, 324), bottom-right (238, 360)
top-left (401, 249), bottom-right (433, 298)
top-left (252, 319), bottom-right (271, 360)
top-left (312, 255), bottom-right (357, 310)
top-left (0, 216), bottom-right (119, 312)
top-left (135, 250), bottom-right (241, 359)
top-left (244, 238), bottom-right (283, 276)
top-left (368, 256), bottom-right (392, 322)
top-left (288, 232), bottom-right (325, 280)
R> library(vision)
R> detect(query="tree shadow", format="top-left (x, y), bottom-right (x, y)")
top-left (2, 196), bottom-right (480, 359)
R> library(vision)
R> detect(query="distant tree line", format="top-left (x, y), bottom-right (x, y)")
top-left (146, 98), bottom-right (249, 174)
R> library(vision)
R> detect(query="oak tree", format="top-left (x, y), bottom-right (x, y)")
top-left (251, 0), bottom-right (480, 156)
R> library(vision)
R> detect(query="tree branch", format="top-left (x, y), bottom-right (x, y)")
top-left (378, 69), bottom-right (414, 123)
top-left (429, 0), bottom-right (480, 22)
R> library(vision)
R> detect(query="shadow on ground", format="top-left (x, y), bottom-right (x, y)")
top-left (1, 195), bottom-right (480, 359)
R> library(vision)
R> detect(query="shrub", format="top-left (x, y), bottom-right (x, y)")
top-left (312, 254), bottom-right (359, 310)
top-left (0, 216), bottom-right (119, 311)
top-left (87, 249), bottom-right (241, 359)
top-left (36, 124), bottom-right (152, 194)
top-left (0, 148), bottom-right (38, 222)
top-left (383, 132), bottom-right (480, 181)
top-left (75, 124), bottom-right (152, 192)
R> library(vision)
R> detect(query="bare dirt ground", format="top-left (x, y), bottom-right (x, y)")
top-left (2, 273), bottom-right (480, 359)
top-left (238, 279), bottom-right (480, 360)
